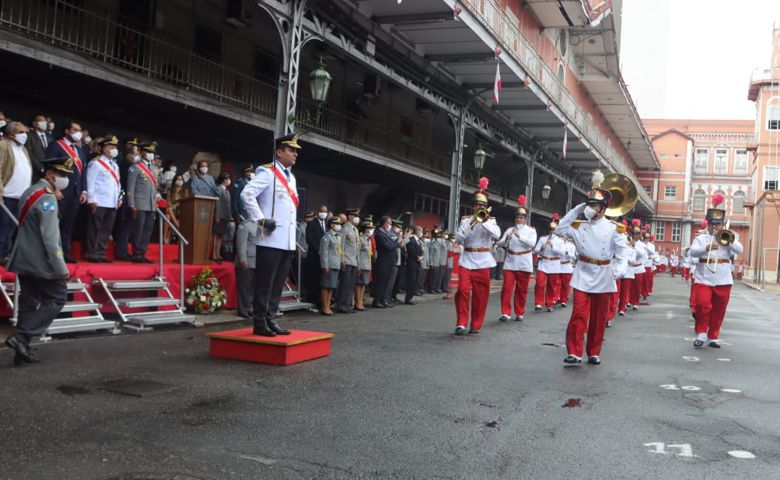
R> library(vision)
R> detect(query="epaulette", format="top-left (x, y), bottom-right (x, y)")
top-left (45, 186), bottom-right (53, 194)
top-left (612, 220), bottom-right (626, 234)
top-left (261, 163), bottom-right (273, 169)
top-left (571, 220), bottom-right (582, 230)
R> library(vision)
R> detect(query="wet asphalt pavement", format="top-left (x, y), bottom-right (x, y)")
top-left (2, 275), bottom-right (780, 480)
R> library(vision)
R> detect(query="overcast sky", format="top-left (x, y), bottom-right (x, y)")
top-left (620, 0), bottom-right (780, 120)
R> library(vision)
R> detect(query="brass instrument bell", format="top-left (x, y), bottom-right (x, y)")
top-left (600, 173), bottom-right (639, 217)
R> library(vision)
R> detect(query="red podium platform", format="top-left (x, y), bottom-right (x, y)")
top-left (208, 328), bottom-right (334, 366)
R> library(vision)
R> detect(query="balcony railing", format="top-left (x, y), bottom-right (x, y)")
top-left (461, 0), bottom-right (654, 209)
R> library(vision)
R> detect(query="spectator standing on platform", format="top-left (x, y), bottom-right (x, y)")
top-left (212, 172), bottom-right (232, 261)
top-left (45, 120), bottom-right (88, 263)
top-left (241, 133), bottom-right (301, 337)
top-left (387, 220), bottom-right (405, 304)
top-left (188, 160), bottom-right (218, 197)
top-left (404, 226), bottom-right (423, 305)
top-left (355, 220), bottom-right (374, 311)
top-left (45, 117), bottom-right (55, 138)
top-left (335, 208), bottom-right (360, 313)
top-left (25, 114), bottom-right (48, 180)
top-left (319, 216), bottom-right (342, 316)
top-left (372, 216), bottom-right (400, 309)
top-left (418, 229), bottom-right (430, 295)
top-left (4, 156), bottom-right (73, 366)
top-left (235, 218), bottom-right (258, 318)
top-left (0, 121), bottom-right (33, 263)
top-left (231, 164), bottom-right (254, 222)
top-left (164, 174), bottom-right (186, 244)
top-left (84, 136), bottom-right (121, 263)
top-left (428, 229), bottom-right (442, 293)
top-left (304, 204), bottom-right (329, 309)
top-left (113, 139), bottom-right (139, 260)
top-left (126, 143), bottom-right (160, 263)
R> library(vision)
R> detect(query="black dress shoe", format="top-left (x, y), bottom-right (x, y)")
top-left (64, 254), bottom-right (77, 264)
top-left (268, 321), bottom-right (291, 335)
top-left (693, 339), bottom-right (705, 348)
top-left (371, 303), bottom-right (386, 309)
top-left (115, 255), bottom-right (130, 261)
top-left (83, 257), bottom-right (100, 263)
top-left (383, 302), bottom-right (394, 308)
top-left (708, 340), bottom-right (721, 348)
top-left (334, 307), bottom-right (351, 314)
top-left (100, 258), bottom-right (113, 263)
top-left (588, 356), bottom-right (601, 365)
top-left (468, 328), bottom-right (479, 334)
top-left (5, 336), bottom-right (39, 364)
top-left (404, 301), bottom-right (416, 305)
top-left (455, 326), bottom-right (466, 335)
top-left (252, 325), bottom-right (276, 337)
top-left (563, 355), bottom-right (582, 364)
top-left (132, 257), bottom-right (153, 264)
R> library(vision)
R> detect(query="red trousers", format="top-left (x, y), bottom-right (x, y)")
top-left (670, 266), bottom-right (676, 277)
top-left (692, 284), bottom-right (732, 340)
top-left (455, 267), bottom-right (491, 330)
top-left (534, 271), bottom-right (560, 308)
top-left (689, 277), bottom-right (696, 312)
top-left (617, 277), bottom-right (631, 313)
top-left (559, 273), bottom-right (572, 304)
top-left (682, 267), bottom-right (690, 281)
top-left (644, 267), bottom-right (654, 295)
top-left (631, 273), bottom-right (644, 305)
top-left (566, 289), bottom-right (612, 358)
top-left (608, 290), bottom-right (619, 320)
top-left (500, 270), bottom-right (531, 317)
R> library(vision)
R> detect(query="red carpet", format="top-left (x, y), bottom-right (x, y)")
top-left (208, 327), bottom-right (334, 365)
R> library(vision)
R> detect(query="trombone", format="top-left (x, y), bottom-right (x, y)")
top-left (705, 220), bottom-right (735, 272)
top-left (470, 206), bottom-right (493, 227)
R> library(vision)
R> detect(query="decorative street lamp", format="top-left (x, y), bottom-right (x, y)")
top-left (541, 183), bottom-right (552, 201)
top-left (473, 144), bottom-right (489, 179)
top-left (309, 56), bottom-right (332, 124)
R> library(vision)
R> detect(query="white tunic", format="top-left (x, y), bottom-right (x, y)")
top-left (534, 234), bottom-right (565, 274)
top-left (555, 204), bottom-right (628, 294)
top-left (682, 256), bottom-right (691, 268)
top-left (616, 245), bottom-right (636, 280)
top-left (498, 224), bottom-right (537, 272)
top-left (689, 232), bottom-right (744, 286)
top-left (559, 241), bottom-right (576, 274)
top-left (455, 217), bottom-right (501, 270)
top-left (632, 240), bottom-right (648, 275)
top-left (644, 241), bottom-right (656, 268)
top-left (86, 155), bottom-right (121, 208)
top-left (669, 255), bottom-right (679, 267)
top-left (241, 160), bottom-right (297, 251)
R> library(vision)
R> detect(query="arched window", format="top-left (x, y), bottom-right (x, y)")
top-left (693, 188), bottom-right (706, 211)
top-left (732, 190), bottom-right (746, 213)
top-left (557, 63), bottom-right (565, 80)
top-left (768, 97), bottom-right (780, 131)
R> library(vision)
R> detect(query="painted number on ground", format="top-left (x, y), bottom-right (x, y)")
top-left (682, 356), bottom-right (700, 362)
top-left (659, 384), bottom-right (701, 391)
top-left (644, 442), bottom-right (695, 458)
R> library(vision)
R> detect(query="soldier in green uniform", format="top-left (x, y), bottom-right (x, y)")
top-left (4, 156), bottom-right (73, 366)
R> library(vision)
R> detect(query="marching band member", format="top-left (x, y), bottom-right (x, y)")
top-left (643, 232), bottom-right (656, 297)
top-left (689, 219), bottom-right (707, 316)
top-left (497, 195), bottom-right (537, 322)
top-left (556, 171), bottom-right (628, 365)
top-left (681, 248), bottom-right (692, 282)
top-left (617, 222), bottom-right (636, 318)
top-left (628, 220), bottom-right (647, 311)
top-left (688, 193), bottom-right (743, 348)
top-left (669, 251), bottom-right (679, 277)
top-left (454, 177), bottom-right (500, 335)
top-left (533, 214), bottom-right (564, 312)
top-left (558, 238), bottom-right (576, 308)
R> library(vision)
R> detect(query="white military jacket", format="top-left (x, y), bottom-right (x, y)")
top-left (498, 223), bottom-right (537, 272)
top-left (456, 216), bottom-right (501, 270)
top-left (555, 204), bottom-right (628, 294)
top-left (534, 234), bottom-right (565, 274)
top-left (86, 155), bottom-right (121, 209)
top-left (615, 244), bottom-right (636, 280)
top-left (242, 160), bottom-right (297, 251)
top-left (689, 231), bottom-right (743, 286)
top-left (632, 240), bottom-right (648, 275)
top-left (559, 241), bottom-right (576, 274)
top-left (644, 241), bottom-right (656, 268)
top-left (669, 254), bottom-right (679, 267)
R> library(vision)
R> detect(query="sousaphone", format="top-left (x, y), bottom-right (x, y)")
top-left (601, 173), bottom-right (638, 217)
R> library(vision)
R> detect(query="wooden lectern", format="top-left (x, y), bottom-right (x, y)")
top-left (179, 195), bottom-right (217, 264)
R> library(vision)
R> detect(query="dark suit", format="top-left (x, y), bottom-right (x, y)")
top-left (45, 138), bottom-right (88, 256)
top-left (304, 218), bottom-right (327, 305)
top-left (404, 236), bottom-right (422, 303)
top-left (24, 130), bottom-right (47, 181)
top-left (373, 227), bottom-right (399, 306)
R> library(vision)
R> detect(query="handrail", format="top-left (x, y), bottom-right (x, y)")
top-left (0, 202), bottom-right (20, 324)
top-left (156, 207), bottom-right (188, 309)
top-left (156, 207), bottom-right (189, 246)
top-left (0, 202), bottom-right (19, 227)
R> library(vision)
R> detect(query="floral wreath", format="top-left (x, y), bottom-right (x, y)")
top-left (184, 267), bottom-right (227, 314)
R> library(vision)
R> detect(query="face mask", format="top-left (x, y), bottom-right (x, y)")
top-left (69, 131), bottom-right (82, 142)
top-left (367, 229), bottom-right (375, 236)
top-left (84, 136), bottom-right (92, 145)
top-left (393, 227), bottom-right (401, 234)
top-left (0, 121), bottom-right (6, 129)
top-left (54, 175), bottom-right (70, 191)
top-left (47, 122), bottom-right (54, 131)
top-left (333, 225), bottom-right (342, 232)
top-left (199, 167), bottom-right (209, 174)
top-left (13, 133), bottom-right (27, 145)
top-left (36, 121), bottom-right (47, 131)
top-left (175, 180), bottom-right (184, 187)
top-left (584, 206), bottom-right (597, 220)
top-left (248, 173), bottom-right (255, 180)
top-left (352, 217), bottom-right (360, 225)
top-left (145, 153), bottom-right (155, 162)
top-left (108, 148), bottom-right (119, 158)
top-left (318, 212), bottom-right (327, 220)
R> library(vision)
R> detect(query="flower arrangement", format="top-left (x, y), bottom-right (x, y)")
top-left (184, 267), bottom-right (227, 314)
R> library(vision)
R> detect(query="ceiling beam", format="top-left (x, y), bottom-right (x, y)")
top-left (465, 82), bottom-right (526, 90)
top-left (491, 104), bottom-right (549, 111)
top-left (427, 53), bottom-right (494, 63)
top-left (372, 11), bottom-right (453, 24)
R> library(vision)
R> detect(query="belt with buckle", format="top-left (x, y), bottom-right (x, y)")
top-left (630, 263), bottom-right (643, 267)
top-left (507, 249), bottom-right (532, 255)
top-left (541, 256), bottom-right (560, 261)
top-left (706, 258), bottom-right (732, 264)
top-left (465, 247), bottom-right (491, 253)
top-left (578, 255), bottom-right (611, 266)
top-left (560, 261), bottom-right (572, 264)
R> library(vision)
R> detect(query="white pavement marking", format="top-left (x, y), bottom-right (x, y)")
top-left (727, 450), bottom-right (756, 459)
top-left (721, 388), bottom-right (742, 394)
top-left (681, 386), bottom-right (701, 391)
top-left (644, 442), bottom-right (696, 457)
top-left (717, 358), bottom-right (731, 362)
top-left (682, 356), bottom-right (700, 362)
top-left (666, 311), bottom-right (673, 319)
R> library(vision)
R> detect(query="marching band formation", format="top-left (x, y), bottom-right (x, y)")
top-left (454, 171), bottom-right (743, 366)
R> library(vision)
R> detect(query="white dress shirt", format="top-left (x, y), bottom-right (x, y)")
top-left (5, 141), bottom-right (32, 199)
top-left (498, 223), bottom-right (537, 272)
top-left (555, 204), bottom-right (629, 294)
top-left (689, 231), bottom-right (744, 286)
top-left (456, 217), bottom-right (501, 270)
top-left (534, 234), bottom-right (565, 274)
top-left (632, 240), bottom-right (648, 275)
top-left (86, 155), bottom-right (121, 208)
top-left (241, 160), bottom-right (297, 251)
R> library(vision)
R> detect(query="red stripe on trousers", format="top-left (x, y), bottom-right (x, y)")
top-left (534, 271), bottom-right (560, 308)
top-left (565, 289), bottom-right (612, 357)
top-left (693, 283), bottom-right (731, 340)
top-left (500, 270), bottom-right (531, 317)
top-left (455, 266), bottom-right (491, 330)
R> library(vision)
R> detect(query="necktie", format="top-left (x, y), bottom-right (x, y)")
top-left (40, 133), bottom-right (47, 148)
top-left (284, 169), bottom-right (290, 180)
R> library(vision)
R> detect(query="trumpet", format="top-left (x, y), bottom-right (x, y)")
top-left (470, 206), bottom-right (493, 227)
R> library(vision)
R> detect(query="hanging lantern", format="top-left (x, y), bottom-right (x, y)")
top-left (309, 56), bottom-right (332, 104)
top-left (541, 184), bottom-right (552, 200)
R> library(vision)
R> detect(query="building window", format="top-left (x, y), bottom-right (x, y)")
top-left (672, 222), bottom-right (681, 242)
top-left (694, 149), bottom-right (708, 174)
top-left (664, 185), bottom-right (677, 199)
top-left (659, 153), bottom-right (668, 158)
top-left (765, 166), bottom-right (780, 190)
top-left (768, 97), bottom-right (780, 131)
top-left (643, 184), bottom-right (652, 195)
top-left (415, 192), bottom-right (449, 216)
top-left (714, 148), bottom-right (729, 175)
top-left (654, 222), bottom-right (665, 241)
top-left (693, 188), bottom-right (706, 210)
top-left (734, 149), bottom-right (748, 175)
top-left (732, 191), bottom-right (746, 213)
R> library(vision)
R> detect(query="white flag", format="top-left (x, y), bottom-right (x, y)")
top-left (493, 62), bottom-right (502, 104)
top-left (562, 129), bottom-right (568, 159)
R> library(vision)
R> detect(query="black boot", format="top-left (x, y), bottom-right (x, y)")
top-left (267, 320), bottom-right (291, 335)
top-left (252, 323), bottom-right (276, 337)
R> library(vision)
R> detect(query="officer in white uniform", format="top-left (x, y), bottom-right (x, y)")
top-left (497, 198), bottom-right (537, 321)
top-left (85, 136), bottom-right (122, 262)
top-left (534, 221), bottom-right (565, 312)
top-left (241, 133), bottom-right (301, 337)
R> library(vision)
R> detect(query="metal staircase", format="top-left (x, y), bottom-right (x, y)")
top-left (39, 281), bottom-right (120, 341)
top-left (96, 277), bottom-right (195, 331)
top-left (0, 278), bottom-right (18, 325)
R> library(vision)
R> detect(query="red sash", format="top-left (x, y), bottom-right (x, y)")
top-left (56, 139), bottom-right (82, 174)
top-left (95, 158), bottom-right (120, 186)
top-left (135, 162), bottom-right (158, 187)
top-left (272, 166), bottom-right (299, 208)
top-left (18, 188), bottom-right (48, 226)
